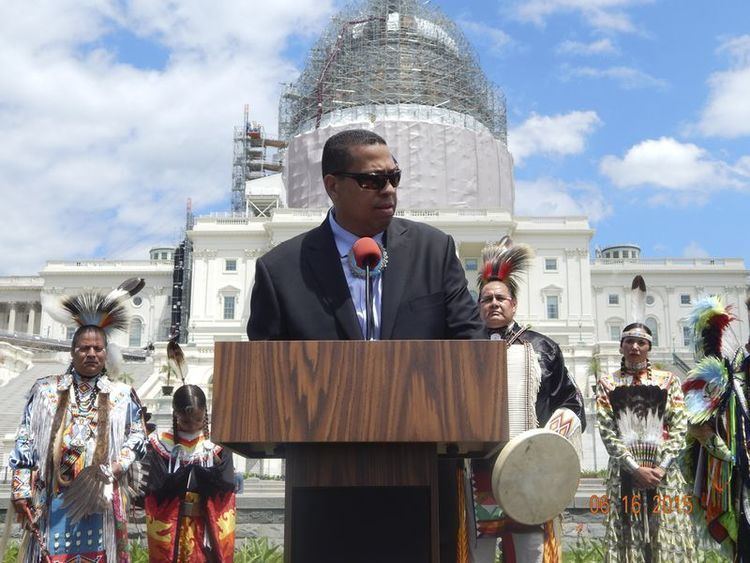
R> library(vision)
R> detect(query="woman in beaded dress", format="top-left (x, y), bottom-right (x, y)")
top-left (144, 384), bottom-right (236, 562)
top-left (596, 322), bottom-right (695, 562)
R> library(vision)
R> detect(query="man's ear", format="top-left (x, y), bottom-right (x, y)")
top-left (323, 174), bottom-right (338, 203)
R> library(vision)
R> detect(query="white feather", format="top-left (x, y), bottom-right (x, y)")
top-left (630, 275), bottom-right (647, 325)
top-left (41, 292), bottom-right (75, 327)
top-left (106, 343), bottom-right (123, 379)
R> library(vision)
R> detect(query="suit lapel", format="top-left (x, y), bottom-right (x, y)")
top-left (303, 220), bottom-right (362, 339)
top-left (380, 218), bottom-right (411, 339)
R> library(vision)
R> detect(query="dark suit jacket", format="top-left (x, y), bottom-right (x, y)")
top-left (246, 217), bottom-right (484, 340)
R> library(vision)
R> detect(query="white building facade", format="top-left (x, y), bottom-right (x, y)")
top-left (1, 0), bottom-right (749, 476)
top-left (0, 254), bottom-right (174, 349)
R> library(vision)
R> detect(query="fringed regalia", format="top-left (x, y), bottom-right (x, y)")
top-left (460, 237), bottom-right (585, 563)
top-left (463, 331), bottom-right (585, 563)
top-left (9, 371), bottom-right (146, 562)
top-left (681, 296), bottom-right (750, 561)
top-left (144, 431), bottom-right (236, 562)
top-left (596, 367), bottom-right (695, 562)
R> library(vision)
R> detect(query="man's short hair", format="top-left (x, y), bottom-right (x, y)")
top-left (321, 129), bottom-right (387, 177)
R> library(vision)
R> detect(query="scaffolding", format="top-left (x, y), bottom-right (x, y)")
top-left (231, 105), bottom-right (288, 213)
top-left (171, 199), bottom-right (194, 343)
top-left (278, 0), bottom-right (507, 143)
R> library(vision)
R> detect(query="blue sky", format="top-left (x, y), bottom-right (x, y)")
top-left (445, 0), bottom-right (750, 261)
top-left (0, 0), bottom-right (748, 274)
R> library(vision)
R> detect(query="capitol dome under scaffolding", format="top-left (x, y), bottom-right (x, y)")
top-left (279, 0), bottom-right (515, 211)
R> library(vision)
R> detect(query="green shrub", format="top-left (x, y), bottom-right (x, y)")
top-left (2, 543), bottom-right (18, 563)
top-left (129, 540), bottom-right (149, 563)
top-left (234, 536), bottom-right (283, 563)
top-left (579, 468), bottom-right (607, 478)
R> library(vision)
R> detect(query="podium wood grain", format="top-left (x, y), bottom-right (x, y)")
top-left (212, 340), bottom-right (508, 448)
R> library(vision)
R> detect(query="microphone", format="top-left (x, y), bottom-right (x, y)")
top-left (352, 237), bottom-right (382, 269)
top-left (352, 237), bottom-right (382, 340)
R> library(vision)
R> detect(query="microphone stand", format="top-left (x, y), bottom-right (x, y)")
top-left (365, 264), bottom-right (374, 340)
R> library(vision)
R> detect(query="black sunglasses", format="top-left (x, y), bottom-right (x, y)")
top-left (333, 169), bottom-right (401, 191)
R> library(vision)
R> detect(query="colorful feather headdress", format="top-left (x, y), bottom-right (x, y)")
top-left (681, 295), bottom-right (739, 424)
top-left (43, 277), bottom-right (145, 334)
top-left (689, 295), bottom-right (735, 360)
top-left (478, 236), bottom-right (533, 296)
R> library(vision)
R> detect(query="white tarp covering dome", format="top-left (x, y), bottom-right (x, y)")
top-left (279, 0), bottom-right (515, 211)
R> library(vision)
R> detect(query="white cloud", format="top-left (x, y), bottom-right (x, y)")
top-left (562, 65), bottom-right (667, 89)
top-left (736, 155), bottom-right (750, 176)
top-left (511, 0), bottom-right (653, 33)
top-left (697, 35), bottom-right (750, 138)
top-left (514, 178), bottom-right (612, 222)
top-left (458, 19), bottom-right (514, 56)
top-left (0, 0), bottom-right (335, 275)
top-left (509, 111), bottom-right (601, 165)
top-left (682, 242), bottom-right (710, 259)
top-left (599, 137), bottom-right (747, 191)
top-left (557, 38), bottom-right (618, 56)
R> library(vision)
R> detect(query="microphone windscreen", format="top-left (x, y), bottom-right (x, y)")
top-left (490, 332), bottom-right (503, 341)
top-left (352, 237), bottom-right (382, 269)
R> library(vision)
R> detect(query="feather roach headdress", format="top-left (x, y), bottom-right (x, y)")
top-left (478, 236), bottom-right (533, 296)
top-left (43, 277), bottom-right (145, 335)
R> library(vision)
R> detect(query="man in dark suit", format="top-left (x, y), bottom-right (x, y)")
top-left (246, 129), bottom-right (483, 562)
top-left (247, 129), bottom-right (483, 341)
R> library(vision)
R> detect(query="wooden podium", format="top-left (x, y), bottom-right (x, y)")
top-left (212, 340), bottom-right (508, 563)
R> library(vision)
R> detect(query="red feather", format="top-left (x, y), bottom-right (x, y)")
top-left (703, 309), bottom-right (733, 357)
top-left (682, 379), bottom-right (707, 392)
top-left (482, 262), bottom-right (494, 283)
top-left (497, 260), bottom-right (512, 281)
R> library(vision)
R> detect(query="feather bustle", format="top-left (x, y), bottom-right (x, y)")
top-left (609, 385), bottom-right (667, 468)
top-left (682, 356), bottom-right (730, 424)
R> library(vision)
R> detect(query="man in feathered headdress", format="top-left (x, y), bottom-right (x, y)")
top-left (6, 279), bottom-right (148, 562)
top-left (463, 237), bottom-right (585, 563)
top-left (477, 237), bottom-right (585, 428)
top-left (681, 296), bottom-right (750, 561)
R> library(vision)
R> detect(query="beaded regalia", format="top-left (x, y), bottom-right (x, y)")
top-left (682, 295), bottom-right (750, 560)
top-left (595, 275), bottom-right (696, 561)
top-left (5, 279), bottom-right (147, 563)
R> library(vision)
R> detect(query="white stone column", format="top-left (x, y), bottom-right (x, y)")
top-left (8, 302), bottom-right (17, 332)
top-left (27, 305), bottom-right (36, 335)
top-left (664, 286), bottom-right (674, 351)
top-left (35, 303), bottom-right (42, 334)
